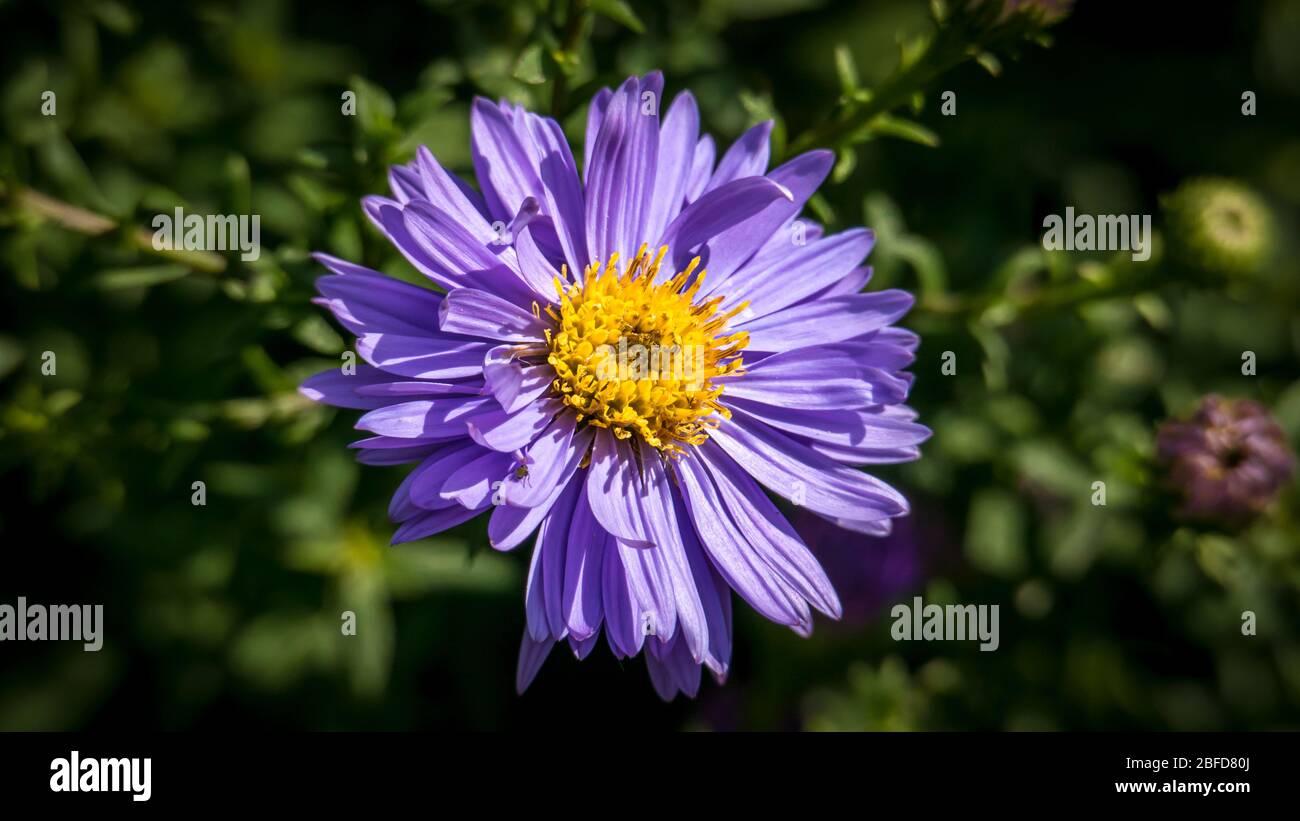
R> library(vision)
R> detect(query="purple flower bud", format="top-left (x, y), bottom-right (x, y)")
top-left (1002, 0), bottom-right (1073, 24)
top-left (963, 0), bottom-right (1073, 27)
top-left (1156, 395), bottom-right (1295, 526)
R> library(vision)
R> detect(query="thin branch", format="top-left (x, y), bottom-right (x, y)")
top-left (5, 185), bottom-right (228, 275)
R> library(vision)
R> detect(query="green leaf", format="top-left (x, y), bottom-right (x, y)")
top-left (738, 90), bottom-right (777, 122)
top-left (327, 215), bottom-right (363, 262)
top-left (292, 315), bottom-right (345, 355)
top-left (287, 173), bottom-right (345, 213)
top-left (93, 264), bottom-right (189, 290)
top-left (348, 75), bottom-right (396, 138)
top-left (339, 571), bottom-right (393, 699)
top-left (807, 192), bottom-right (836, 226)
top-left (230, 612), bottom-right (335, 691)
top-left (0, 336), bottom-right (23, 381)
top-left (1272, 380), bottom-right (1300, 441)
top-left (831, 146), bottom-right (856, 184)
top-left (1133, 293), bottom-right (1172, 330)
top-left (863, 191), bottom-right (906, 239)
top-left (1195, 535), bottom-right (1249, 589)
top-left (590, 0), bottom-right (645, 33)
top-left (396, 104), bottom-right (472, 167)
top-left (834, 44), bottom-right (859, 96)
top-left (512, 44), bottom-right (547, 85)
top-left (889, 235), bottom-right (949, 297)
top-left (970, 321), bottom-right (1010, 391)
top-left (88, 0), bottom-right (137, 34)
top-left (989, 244), bottom-right (1048, 296)
top-left (965, 489), bottom-right (1027, 578)
top-left (975, 51), bottom-right (1002, 76)
top-left (37, 132), bottom-right (115, 213)
top-left (386, 544), bottom-right (518, 598)
top-left (241, 345), bottom-right (295, 395)
top-left (1012, 440), bottom-right (1092, 498)
top-left (934, 412), bottom-right (998, 463)
top-left (870, 115), bottom-right (940, 147)
top-left (898, 33), bottom-right (930, 70)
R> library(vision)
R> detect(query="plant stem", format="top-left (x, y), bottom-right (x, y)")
top-left (786, 28), bottom-right (973, 158)
top-left (5, 185), bottom-right (228, 274)
top-left (550, 0), bottom-right (590, 119)
top-left (919, 264), bottom-right (1164, 321)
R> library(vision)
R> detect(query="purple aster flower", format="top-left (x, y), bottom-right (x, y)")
top-left (300, 73), bottom-right (928, 699)
top-left (1156, 395), bottom-right (1295, 526)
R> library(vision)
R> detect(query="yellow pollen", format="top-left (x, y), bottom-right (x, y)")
top-left (544, 244), bottom-right (749, 455)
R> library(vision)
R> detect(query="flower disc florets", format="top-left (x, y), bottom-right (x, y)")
top-left (544, 244), bottom-right (748, 454)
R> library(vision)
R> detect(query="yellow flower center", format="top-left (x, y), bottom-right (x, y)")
top-left (543, 245), bottom-right (748, 454)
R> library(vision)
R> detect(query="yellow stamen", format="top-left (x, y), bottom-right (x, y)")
top-left (545, 244), bottom-right (747, 455)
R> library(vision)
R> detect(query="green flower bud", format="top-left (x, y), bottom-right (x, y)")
top-left (1161, 177), bottom-right (1275, 277)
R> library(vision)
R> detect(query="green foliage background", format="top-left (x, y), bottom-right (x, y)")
top-left (2, 0), bottom-right (1299, 730)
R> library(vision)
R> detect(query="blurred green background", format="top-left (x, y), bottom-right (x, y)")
top-left (2, 0), bottom-right (1299, 730)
